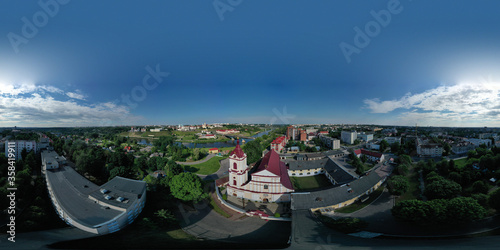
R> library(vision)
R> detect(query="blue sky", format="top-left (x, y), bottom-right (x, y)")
top-left (1, 0), bottom-right (500, 127)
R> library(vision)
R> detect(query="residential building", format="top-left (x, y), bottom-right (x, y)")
top-left (319, 134), bottom-right (340, 149)
top-left (384, 137), bottom-right (401, 145)
top-left (465, 138), bottom-right (492, 148)
top-left (354, 148), bottom-right (385, 162)
top-left (416, 138), bottom-right (443, 157)
top-left (357, 133), bottom-right (373, 142)
top-left (209, 148), bottom-right (220, 154)
top-left (270, 136), bottom-right (287, 153)
top-left (341, 131), bottom-right (357, 144)
top-left (366, 141), bottom-right (380, 150)
top-left (4, 140), bottom-right (38, 160)
top-left (286, 125), bottom-right (308, 141)
top-left (42, 150), bottom-right (146, 235)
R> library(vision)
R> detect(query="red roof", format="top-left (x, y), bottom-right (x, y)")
top-left (209, 148), bottom-right (218, 151)
top-left (230, 140), bottom-right (246, 158)
top-left (253, 150), bottom-right (294, 190)
top-left (319, 131), bottom-right (328, 134)
top-left (355, 148), bottom-right (382, 158)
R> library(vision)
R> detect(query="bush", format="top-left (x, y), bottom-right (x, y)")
top-left (274, 213), bottom-right (280, 218)
top-left (319, 216), bottom-right (368, 234)
top-left (388, 175), bottom-right (409, 195)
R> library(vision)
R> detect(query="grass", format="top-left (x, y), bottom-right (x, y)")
top-left (208, 195), bottom-right (231, 218)
top-left (454, 158), bottom-right (468, 170)
top-left (335, 185), bottom-right (385, 213)
top-left (396, 165), bottom-right (421, 203)
top-left (291, 175), bottom-right (333, 191)
top-left (182, 156), bottom-right (227, 175)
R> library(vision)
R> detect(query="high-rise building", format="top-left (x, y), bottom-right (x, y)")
top-left (341, 131), bottom-right (357, 144)
top-left (4, 140), bottom-right (38, 160)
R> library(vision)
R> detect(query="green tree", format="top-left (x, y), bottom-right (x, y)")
top-left (388, 175), bottom-right (409, 195)
top-left (170, 172), bottom-right (206, 202)
top-left (155, 209), bottom-right (177, 225)
top-left (380, 140), bottom-right (389, 152)
top-left (472, 180), bottom-right (489, 194)
top-left (192, 148), bottom-right (201, 161)
top-left (489, 188), bottom-right (500, 210)
top-left (391, 142), bottom-right (401, 154)
top-left (424, 179), bottom-right (462, 200)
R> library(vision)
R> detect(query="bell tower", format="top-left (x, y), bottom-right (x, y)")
top-left (228, 140), bottom-right (248, 187)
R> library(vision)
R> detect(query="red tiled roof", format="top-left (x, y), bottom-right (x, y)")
top-left (230, 140), bottom-right (246, 158)
top-left (253, 150), bottom-right (294, 190)
top-left (355, 148), bottom-right (382, 158)
top-left (209, 148), bottom-right (218, 151)
top-left (319, 131), bottom-right (328, 134)
top-left (216, 176), bottom-right (229, 187)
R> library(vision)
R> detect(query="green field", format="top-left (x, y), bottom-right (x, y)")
top-left (182, 156), bottom-right (227, 175)
top-left (291, 175), bottom-right (333, 191)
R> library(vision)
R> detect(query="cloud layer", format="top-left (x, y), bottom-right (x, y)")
top-left (364, 81), bottom-right (500, 126)
top-left (0, 83), bottom-right (134, 127)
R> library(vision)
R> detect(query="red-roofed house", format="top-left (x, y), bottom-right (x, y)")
top-left (226, 141), bottom-right (295, 203)
top-left (209, 148), bottom-right (219, 154)
top-left (354, 148), bottom-right (385, 162)
top-left (270, 136), bottom-right (287, 153)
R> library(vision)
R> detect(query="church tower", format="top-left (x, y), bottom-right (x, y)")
top-left (228, 140), bottom-right (248, 188)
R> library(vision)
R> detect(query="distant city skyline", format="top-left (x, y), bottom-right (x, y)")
top-left (2, 1), bottom-right (500, 128)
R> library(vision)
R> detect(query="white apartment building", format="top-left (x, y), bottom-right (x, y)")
top-left (4, 140), bottom-right (38, 160)
top-left (384, 137), bottom-right (401, 145)
top-left (341, 131), bottom-right (357, 144)
top-left (319, 134), bottom-right (340, 149)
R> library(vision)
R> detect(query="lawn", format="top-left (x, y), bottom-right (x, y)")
top-left (208, 195), bottom-right (231, 218)
top-left (335, 185), bottom-right (385, 213)
top-left (291, 175), bottom-right (333, 191)
top-left (396, 165), bottom-right (421, 203)
top-left (453, 158), bottom-right (468, 170)
top-left (182, 156), bottom-right (227, 175)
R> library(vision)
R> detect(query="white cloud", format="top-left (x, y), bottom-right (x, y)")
top-left (66, 91), bottom-right (86, 100)
top-left (364, 81), bottom-right (500, 126)
top-left (0, 83), bottom-right (136, 127)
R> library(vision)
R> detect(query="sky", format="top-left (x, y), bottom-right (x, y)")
top-left (1, 0), bottom-right (500, 127)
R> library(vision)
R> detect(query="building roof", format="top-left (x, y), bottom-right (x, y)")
top-left (45, 156), bottom-right (146, 228)
top-left (354, 148), bottom-right (383, 158)
top-left (253, 150), bottom-right (294, 190)
top-left (46, 166), bottom-right (123, 227)
top-left (288, 158), bottom-right (329, 171)
top-left (230, 140), bottom-right (246, 158)
top-left (209, 148), bottom-right (219, 151)
top-left (292, 164), bottom-right (392, 210)
top-left (324, 158), bottom-right (357, 184)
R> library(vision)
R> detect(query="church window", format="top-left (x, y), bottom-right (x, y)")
top-left (233, 162), bottom-right (237, 170)
top-left (264, 185), bottom-right (268, 189)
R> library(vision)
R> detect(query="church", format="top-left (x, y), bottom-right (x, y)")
top-left (226, 141), bottom-right (295, 203)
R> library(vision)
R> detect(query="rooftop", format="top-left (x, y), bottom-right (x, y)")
top-left (46, 165), bottom-right (146, 228)
top-left (291, 164), bottom-right (392, 210)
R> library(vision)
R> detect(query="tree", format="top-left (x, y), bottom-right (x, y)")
top-left (443, 143), bottom-right (451, 156)
top-left (380, 140), bottom-right (389, 152)
top-left (472, 180), bottom-right (489, 194)
top-left (489, 188), bottom-right (500, 210)
top-left (446, 197), bottom-right (486, 223)
top-left (393, 164), bottom-right (409, 175)
top-left (424, 179), bottom-right (462, 200)
top-left (391, 142), bottom-right (401, 154)
top-left (192, 148), bottom-right (201, 161)
top-left (169, 172), bottom-right (206, 202)
top-left (155, 209), bottom-right (177, 225)
top-left (388, 175), bottom-right (409, 195)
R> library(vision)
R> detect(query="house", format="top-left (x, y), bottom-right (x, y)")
top-left (271, 136), bottom-right (287, 153)
top-left (209, 148), bottom-right (220, 154)
top-left (354, 148), bottom-right (385, 162)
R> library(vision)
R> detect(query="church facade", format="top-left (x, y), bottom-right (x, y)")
top-left (226, 141), bottom-right (295, 203)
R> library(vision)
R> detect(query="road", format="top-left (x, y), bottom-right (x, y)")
top-left (290, 209), bottom-right (500, 249)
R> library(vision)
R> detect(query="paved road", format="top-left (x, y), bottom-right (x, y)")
top-left (290, 209), bottom-right (500, 250)
top-left (176, 198), bottom-right (290, 245)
